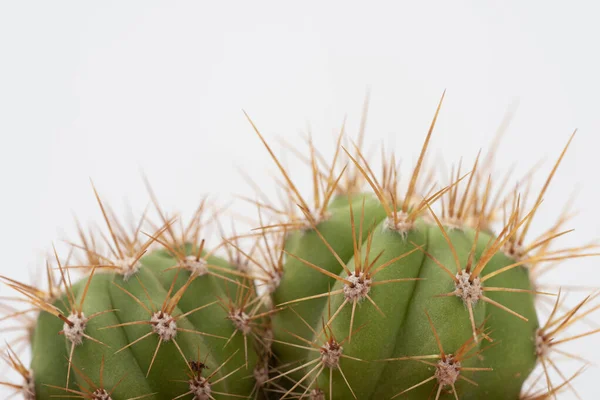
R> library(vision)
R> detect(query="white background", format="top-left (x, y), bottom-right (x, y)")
top-left (1, 1), bottom-right (599, 399)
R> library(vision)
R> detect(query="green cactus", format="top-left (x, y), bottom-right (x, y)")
top-left (1, 94), bottom-right (599, 400)
top-left (1, 188), bottom-right (266, 400)
top-left (243, 95), bottom-right (598, 400)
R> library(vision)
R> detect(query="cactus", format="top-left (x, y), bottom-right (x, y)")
top-left (1, 93), bottom-right (599, 400)
top-left (1, 188), bottom-right (264, 400)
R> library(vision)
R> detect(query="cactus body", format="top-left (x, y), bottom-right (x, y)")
top-left (28, 249), bottom-right (258, 400)
top-left (271, 197), bottom-right (538, 400)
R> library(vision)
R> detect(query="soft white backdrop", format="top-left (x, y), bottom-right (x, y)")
top-left (1, 1), bottom-right (599, 399)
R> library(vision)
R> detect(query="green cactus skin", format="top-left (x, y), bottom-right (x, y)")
top-left (28, 248), bottom-right (259, 400)
top-left (271, 194), bottom-right (386, 363)
top-left (30, 293), bottom-right (79, 399)
top-left (461, 240), bottom-right (539, 399)
top-left (271, 199), bottom-right (539, 400)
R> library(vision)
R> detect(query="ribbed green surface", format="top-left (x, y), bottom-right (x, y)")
top-left (273, 199), bottom-right (538, 400)
top-left (30, 250), bottom-right (257, 399)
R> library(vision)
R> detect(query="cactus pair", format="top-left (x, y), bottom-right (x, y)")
top-left (1, 93), bottom-right (599, 399)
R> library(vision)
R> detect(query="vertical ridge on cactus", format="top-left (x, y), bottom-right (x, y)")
top-left (1, 94), bottom-right (600, 399)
